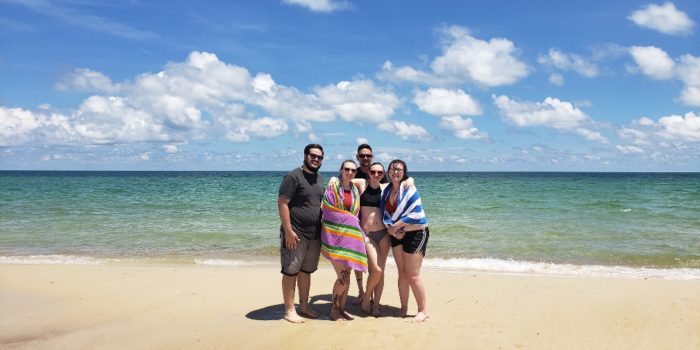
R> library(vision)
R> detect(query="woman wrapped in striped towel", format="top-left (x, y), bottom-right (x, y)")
top-left (381, 159), bottom-right (430, 322)
top-left (321, 160), bottom-right (368, 320)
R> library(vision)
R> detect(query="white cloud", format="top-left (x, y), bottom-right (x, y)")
top-left (75, 96), bottom-right (171, 144)
top-left (356, 137), bottom-right (368, 145)
top-left (432, 26), bottom-right (529, 87)
top-left (616, 145), bottom-right (645, 154)
top-left (380, 25), bottom-right (529, 87)
top-left (549, 73), bottom-right (564, 86)
top-left (618, 127), bottom-right (650, 145)
top-left (574, 128), bottom-right (608, 143)
top-left (378, 120), bottom-right (431, 141)
top-left (163, 144), bottom-right (178, 153)
top-left (248, 117), bottom-right (289, 137)
top-left (315, 80), bottom-right (400, 122)
top-left (629, 47), bottom-right (700, 107)
top-left (628, 2), bottom-right (695, 36)
top-left (493, 95), bottom-right (587, 129)
top-left (0, 106), bottom-right (41, 146)
top-left (492, 95), bottom-right (607, 143)
top-left (538, 48), bottom-right (599, 77)
top-left (56, 68), bottom-right (121, 93)
top-left (379, 61), bottom-right (439, 85)
top-left (413, 88), bottom-right (482, 116)
top-left (282, 0), bottom-right (351, 13)
top-left (656, 112), bottom-right (700, 141)
top-left (307, 132), bottom-right (320, 142)
top-left (225, 116), bottom-right (288, 142)
top-left (616, 112), bottom-right (700, 155)
top-left (677, 54), bottom-right (700, 106)
top-left (629, 46), bottom-right (675, 79)
top-left (439, 116), bottom-right (488, 140)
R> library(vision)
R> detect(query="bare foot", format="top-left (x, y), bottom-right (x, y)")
top-left (298, 306), bottom-right (320, 319)
top-left (361, 299), bottom-right (371, 315)
top-left (341, 311), bottom-right (354, 320)
top-left (395, 307), bottom-right (407, 318)
top-left (284, 310), bottom-right (305, 324)
top-left (330, 308), bottom-right (344, 321)
top-left (412, 311), bottom-right (429, 322)
top-left (371, 303), bottom-right (381, 318)
top-left (352, 291), bottom-right (364, 305)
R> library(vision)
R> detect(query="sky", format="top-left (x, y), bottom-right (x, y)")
top-left (1, 0), bottom-right (699, 171)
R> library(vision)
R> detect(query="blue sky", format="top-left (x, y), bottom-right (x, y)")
top-left (1, 0), bottom-right (699, 171)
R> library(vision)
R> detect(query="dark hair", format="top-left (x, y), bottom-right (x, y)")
top-left (338, 160), bottom-right (357, 181)
top-left (369, 162), bottom-right (384, 170)
top-left (304, 143), bottom-right (324, 156)
top-left (357, 144), bottom-right (372, 153)
top-left (388, 159), bottom-right (408, 181)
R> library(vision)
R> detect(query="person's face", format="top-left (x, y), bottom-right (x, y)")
top-left (369, 165), bottom-right (384, 183)
top-left (341, 162), bottom-right (357, 181)
top-left (356, 148), bottom-right (373, 167)
top-left (388, 163), bottom-right (405, 182)
top-left (304, 148), bottom-right (324, 172)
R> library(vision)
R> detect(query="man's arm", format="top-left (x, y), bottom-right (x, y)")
top-left (278, 196), bottom-right (300, 250)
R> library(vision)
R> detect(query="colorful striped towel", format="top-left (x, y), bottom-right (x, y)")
top-left (380, 182), bottom-right (428, 227)
top-left (320, 183), bottom-right (368, 272)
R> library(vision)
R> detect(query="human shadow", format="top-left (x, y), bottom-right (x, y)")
top-left (245, 293), bottom-right (402, 321)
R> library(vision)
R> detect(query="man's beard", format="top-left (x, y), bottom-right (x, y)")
top-left (304, 159), bottom-right (320, 173)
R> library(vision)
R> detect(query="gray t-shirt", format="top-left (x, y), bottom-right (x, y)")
top-left (278, 167), bottom-right (324, 240)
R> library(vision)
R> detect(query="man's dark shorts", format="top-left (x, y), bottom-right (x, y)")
top-left (280, 231), bottom-right (321, 276)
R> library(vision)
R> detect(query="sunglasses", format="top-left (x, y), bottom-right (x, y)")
top-left (358, 154), bottom-right (373, 159)
top-left (369, 170), bottom-right (384, 176)
top-left (390, 168), bottom-right (404, 173)
top-left (343, 167), bottom-right (357, 173)
top-left (307, 154), bottom-right (324, 160)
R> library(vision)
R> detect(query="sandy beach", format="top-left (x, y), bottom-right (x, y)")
top-left (1, 263), bottom-right (699, 349)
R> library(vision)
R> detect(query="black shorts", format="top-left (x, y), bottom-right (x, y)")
top-left (390, 227), bottom-right (429, 256)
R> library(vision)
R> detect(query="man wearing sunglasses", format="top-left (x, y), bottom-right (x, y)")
top-left (278, 143), bottom-right (325, 323)
top-left (354, 144), bottom-right (388, 184)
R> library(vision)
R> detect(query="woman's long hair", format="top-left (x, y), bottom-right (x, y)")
top-left (388, 159), bottom-right (408, 181)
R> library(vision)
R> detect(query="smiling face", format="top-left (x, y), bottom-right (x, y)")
top-left (303, 147), bottom-right (324, 172)
top-left (339, 160), bottom-right (357, 183)
top-left (368, 163), bottom-right (385, 184)
top-left (388, 160), bottom-right (407, 184)
top-left (356, 147), bottom-right (373, 168)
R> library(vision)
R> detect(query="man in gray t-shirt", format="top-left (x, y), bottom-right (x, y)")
top-left (277, 143), bottom-right (324, 323)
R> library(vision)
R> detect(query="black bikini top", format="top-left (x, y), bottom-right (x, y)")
top-left (360, 184), bottom-right (381, 208)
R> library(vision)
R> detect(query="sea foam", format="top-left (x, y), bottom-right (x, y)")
top-left (420, 257), bottom-right (700, 280)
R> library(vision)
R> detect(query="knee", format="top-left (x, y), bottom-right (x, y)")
top-left (339, 269), bottom-right (351, 284)
top-left (370, 265), bottom-right (383, 275)
top-left (407, 273), bottom-right (421, 284)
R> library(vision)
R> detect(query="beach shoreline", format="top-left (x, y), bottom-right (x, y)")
top-left (1, 263), bottom-right (699, 349)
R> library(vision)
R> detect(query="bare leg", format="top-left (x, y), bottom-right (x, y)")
top-left (361, 239), bottom-right (380, 314)
top-left (297, 272), bottom-right (319, 318)
top-left (282, 275), bottom-right (303, 323)
top-left (330, 262), bottom-right (352, 321)
top-left (392, 245), bottom-right (409, 318)
top-left (404, 252), bottom-right (428, 322)
top-left (371, 235), bottom-right (391, 317)
top-left (352, 269), bottom-right (364, 304)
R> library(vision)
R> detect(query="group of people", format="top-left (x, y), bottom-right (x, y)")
top-left (277, 143), bottom-right (430, 324)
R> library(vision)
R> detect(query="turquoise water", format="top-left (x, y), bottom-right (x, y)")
top-left (1, 171), bottom-right (699, 278)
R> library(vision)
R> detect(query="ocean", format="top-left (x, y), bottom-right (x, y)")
top-left (1, 171), bottom-right (699, 279)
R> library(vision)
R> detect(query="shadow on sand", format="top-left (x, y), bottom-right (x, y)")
top-left (245, 294), bottom-right (402, 321)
